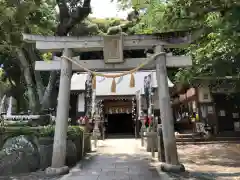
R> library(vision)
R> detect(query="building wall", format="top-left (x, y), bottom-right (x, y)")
top-left (198, 87), bottom-right (212, 103)
top-left (77, 93), bottom-right (85, 112)
top-left (75, 93), bottom-right (85, 118)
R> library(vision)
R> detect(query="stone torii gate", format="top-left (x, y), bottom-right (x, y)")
top-left (23, 32), bottom-right (192, 174)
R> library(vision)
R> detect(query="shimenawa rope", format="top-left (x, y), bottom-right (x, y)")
top-left (61, 52), bottom-right (164, 92)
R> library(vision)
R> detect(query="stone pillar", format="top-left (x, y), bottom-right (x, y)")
top-left (155, 45), bottom-right (184, 172)
top-left (140, 118), bottom-right (145, 146)
top-left (138, 94), bottom-right (145, 146)
top-left (92, 86), bottom-right (96, 117)
top-left (92, 87), bottom-right (99, 147)
top-left (149, 84), bottom-right (155, 157)
top-left (46, 48), bottom-right (72, 175)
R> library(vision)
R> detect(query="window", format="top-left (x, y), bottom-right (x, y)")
top-left (203, 93), bottom-right (209, 100)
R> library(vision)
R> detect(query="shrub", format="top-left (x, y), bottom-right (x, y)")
top-left (67, 126), bottom-right (84, 139)
top-left (1, 127), bottom-right (40, 141)
top-left (0, 125), bottom-right (85, 141)
top-left (39, 126), bottom-right (55, 138)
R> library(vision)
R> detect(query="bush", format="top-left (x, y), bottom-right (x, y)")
top-left (1, 127), bottom-right (40, 141)
top-left (38, 125), bottom-right (85, 139)
top-left (67, 126), bottom-right (84, 139)
top-left (38, 126), bottom-right (55, 138)
top-left (0, 125), bottom-right (85, 141)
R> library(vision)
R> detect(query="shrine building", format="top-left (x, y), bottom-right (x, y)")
top-left (70, 71), bottom-right (174, 135)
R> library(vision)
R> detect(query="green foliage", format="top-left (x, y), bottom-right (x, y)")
top-left (67, 126), bottom-right (85, 139)
top-left (174, 5), bottom-right (240, 84)
top-left (0, 0), bottom-right (57, 111)
top-left (131, 1), bottom-right (169, 33)
top-left (38, 125), bottom-right (55, 137)
top-left (71, 17), bottom-right (130, 36)
top-left (0, 125), bottom-right (85, 141)
top-left (0, 0), bottom-right (56, 47)
top-left (1, 127), bottom-right (40, 141)
top-left (42, 52), bottom-right (53, 62)
top-left (39, 125), bottom-right (84, 139)
top-left (130, 0), bottom-right (240, 85)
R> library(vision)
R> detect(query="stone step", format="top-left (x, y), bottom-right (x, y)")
top-left (176, 137), bottom-right (240, 142)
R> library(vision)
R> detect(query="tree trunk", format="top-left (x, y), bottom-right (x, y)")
top-left (28, 0), bottom-right (92, 111)
top-left (0, 95), bottom-right (7, 114)
top-left (41, 71), bottom-right (57, 109)
top-left (24, 44), bottom-right (53, 110)
top-left (26, 45), bottom-right (45, 101)
top-left (16, 49), bottom-right (40, 113)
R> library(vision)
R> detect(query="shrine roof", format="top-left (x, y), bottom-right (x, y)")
top-left (71, 71), bottom-right (174, 96)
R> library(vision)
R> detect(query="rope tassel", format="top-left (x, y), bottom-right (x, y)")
top-left (92, 75), bottom-right (96, 89)
top-left (129, 73), bottom-right (135, 88)
top-left (111, 78), bottom-right (116, 93)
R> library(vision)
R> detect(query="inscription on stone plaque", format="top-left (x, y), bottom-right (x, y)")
top-left (103, 35), bottom-right (124, 64)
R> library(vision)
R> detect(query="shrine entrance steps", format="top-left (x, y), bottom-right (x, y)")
top-left (59, 139), bottom-right (168, 180)
top-left (106, 134), bottom-right (135, 139)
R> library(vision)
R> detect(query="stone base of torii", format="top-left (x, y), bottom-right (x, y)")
top-left (22, 33), bottom-right (193, 175)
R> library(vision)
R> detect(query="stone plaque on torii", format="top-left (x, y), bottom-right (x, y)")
top-left (22, 31), bottom-right (193, 174)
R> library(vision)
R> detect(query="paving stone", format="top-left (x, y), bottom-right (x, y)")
top-left (66, 175), bottom-right (99, 180)
top-left (69, 170), bottom-right (101, 176)
top-left (97, 174), bottom-right (131, 180)
top-left (59, 139), bottom-right (162, 180)
top-left (130, 175), bottom-right (160, 180)
top-left (103, 170), bottom-right (116, 176)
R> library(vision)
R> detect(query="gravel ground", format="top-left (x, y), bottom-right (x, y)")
top-left (0, 171), bottom-right (62, 180)
top-left (172, 142), bottom-right (240, 180)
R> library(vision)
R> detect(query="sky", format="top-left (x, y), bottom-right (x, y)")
top-left (90, 0), bottom-right (129, 19)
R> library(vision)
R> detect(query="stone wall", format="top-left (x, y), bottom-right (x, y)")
top-left (0, 126), bottom-right (91, 176)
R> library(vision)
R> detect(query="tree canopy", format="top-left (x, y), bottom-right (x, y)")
top-left (128, 0), bottom-right (240, 85)
top-left (0, 0), bottom-right (139, 112)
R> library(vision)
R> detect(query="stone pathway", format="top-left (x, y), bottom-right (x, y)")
top-left (59, 139), bottom-right (165, 180)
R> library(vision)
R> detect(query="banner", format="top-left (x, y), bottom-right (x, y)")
top-left (107, 107), bottom-right (131, 114)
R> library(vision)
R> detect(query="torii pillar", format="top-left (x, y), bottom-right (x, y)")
top-left (46, 48), bottom-right (73, 175)
top-left (155, 45), bottom-right (185, 172)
